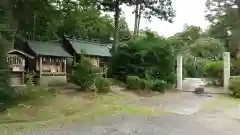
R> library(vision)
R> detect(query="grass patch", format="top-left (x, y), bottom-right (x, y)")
top-left (200, 95), bottom-right (240, 112)
top-left (0, 89), bottom-right (167, 135)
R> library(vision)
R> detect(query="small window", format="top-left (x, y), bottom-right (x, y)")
top-left (7, 55), bottom-right (23, 65)
top-left (99, 57), bottom-right (106, 67)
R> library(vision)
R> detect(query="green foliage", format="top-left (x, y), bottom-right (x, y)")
top-left (151, 79), bottom-right (167, 93)
top-left (231, 59), bottom-right (240, 76)
top-left (0, 37), bottom-right (14, 110)
top-left (145, 80), bottom-right (155, 90)
top-left (173, 25), bottom-right (202, 45)
top-left (126, 76), bottom-right (140, 90)
top-left (100, 0), bottom-right (175, 22)
top-left (229, 77), bottom-right (240, 98)
top-left (95, 76), bottom-right (111, 93)
top-left (25, 70), bottom-right (36, 86)
top-left (167, 36), bottom-right (184, 56)
top-left (183, 54), bottom-right (206, 78)
top-left (204, 61), bottom-right (224, 86)
top-left (6, 0), bottom-right (131, 42)
top-left (139, 79), bottom-right (147, 90)
top-left (205, 0), bottom-right (240, 58)
top-left (109, 36), bottom-right (175, 87)
top-left (190, 37), bottom-right (225, 60)
top-left (73, 56), bottom-right (97, 91)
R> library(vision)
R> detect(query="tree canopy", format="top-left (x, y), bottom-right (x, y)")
top-left (205, 0), bottom-right (240, 58)
top-left (1, 0), bottom-right (132, 42)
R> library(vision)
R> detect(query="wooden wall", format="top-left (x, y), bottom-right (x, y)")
top-left (7, 53), bottom-right (25, 86)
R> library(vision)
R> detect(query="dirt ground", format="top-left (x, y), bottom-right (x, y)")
top-left (2, 79), bottom-right (240, 135)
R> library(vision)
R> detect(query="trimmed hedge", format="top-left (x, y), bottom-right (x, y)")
top-left (139, 79), bottom-right (147, 90)
top-left (229, 77), bottom-right (240, 98)
top-left (126, 76), bottom-right (140, 90)
top-left (151, 79), bottom-right (167, 93)
top-left (231, 59), bottom-right (240, 76)
top-left (73, 57), bottom-right (98, 91)
top-left (95, 76), bottom-right (111, 93)
top-left (204, 61), bottom-right (223, 86)
top-left (108, 36), bottom-right (175, 88)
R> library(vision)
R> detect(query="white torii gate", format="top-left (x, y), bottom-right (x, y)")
top-left (177, 52), bottom-right (231, 93)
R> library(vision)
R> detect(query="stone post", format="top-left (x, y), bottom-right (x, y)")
top-left (223, 52), bottom-right (230, 93)
top-left (177, 55), bottom-right (183, 90)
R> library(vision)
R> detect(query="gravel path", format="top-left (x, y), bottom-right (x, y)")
top-left (24, 115), bottom-right (240, 135)
top-left (22, 79), bottom-right (240, 135)
top-left (23, 91), bottom-right (240, 135)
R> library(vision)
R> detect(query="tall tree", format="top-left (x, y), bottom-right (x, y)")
top-left (5, 0), bottom-right (130, 42)
top-left (0, 1), bottom-right (14, 109)
top-left (133, 0), bottom-right (175, 38)
top-left (0, 36), bottom-right (14, 110)
top-left (98, 0), bottom-right (135, 52)
top-left (119, 16), bottom-right (131, 40)
top-left (205, 0), bottom-right (240, 59)
top-left (190, 37), bottom-right (225, 60)
top-left (0, 0), bottom-right (14, 42)
top-left (173, 25), bottom-right (202, 45)
top-left (7, 0), bottom-right (61, 40)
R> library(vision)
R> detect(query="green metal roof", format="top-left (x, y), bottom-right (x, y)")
top-left (27, 41), bottom-right (72, 57)
top-left (70, 40), bottom-right (111, 57)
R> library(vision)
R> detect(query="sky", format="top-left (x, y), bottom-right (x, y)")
top-left (121, 0), bottom-right (210, 37)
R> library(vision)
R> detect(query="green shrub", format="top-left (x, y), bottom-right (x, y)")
top-left (25, 70), bottom-right (36, 86)
top-left (146, 80), bottom-right (154, 90)
top-left (204, 61), bottom-right (224, 86)
top-left (108, 37), bottom-right (175, 87)
top-left (229, 77), bottom-right (240, 98)
top-left (95, 76), bottom-right (111, 93)
top-left (126, 76), bottom-right (140, 90)
top-left (183, 54), bottom-right (206, 78)
top-left (231, 59), bottom-right (240, 76)
top-left (0, 38), bottom-right (14, 110)
top-left (151, 79), bottom-right (167, 92)
top-left (73, 57), bottom-right (97, 91)
top-left (190, 37), bottom-right (225, 60)
top-left (139, 79), bottom-right (147, 89)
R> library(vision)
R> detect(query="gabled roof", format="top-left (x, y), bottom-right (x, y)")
top-left (27, 41), bottom-right (72, 57)
top-left (8, 49), bottom-right (34, 59)
top-left (69, 40), bottom-right (111, 57)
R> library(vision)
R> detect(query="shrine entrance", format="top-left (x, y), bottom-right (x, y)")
top-left (7, 49), bottom-right (33, 86)
top-left (176, 52), bottom-right (231, 94)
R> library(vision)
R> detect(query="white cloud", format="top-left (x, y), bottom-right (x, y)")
top-left (121, 0), bottom-right (210, 37)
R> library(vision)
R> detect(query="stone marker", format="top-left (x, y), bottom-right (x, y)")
top-left (194, 87), bottom-right (204, 94)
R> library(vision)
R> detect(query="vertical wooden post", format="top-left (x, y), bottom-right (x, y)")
top-left (22, 59), bottom-right (25, 85)
top-left (39, 56), bottom-right (42, 80)
top-left (22, 72), bottom-right (24, 85)
top-left (73, 52), bottom-right (76, 67)
top-left (177, 55), bottom-right (183, 90)
top-left (64, 58), bottom-right (67, 74)
top-left (223, 52), bottom-right (230, 93)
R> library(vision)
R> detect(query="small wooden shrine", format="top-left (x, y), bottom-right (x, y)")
top-left (7, 49), bottom-right (33, 86)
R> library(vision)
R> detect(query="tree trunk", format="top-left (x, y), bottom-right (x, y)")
top-left (136, 7), bottom-right (142, 38)
top-left (133, 0), bottom-right (140, 39)
top-left (235, 1), bottom-right (240, 59)
top-left (33, 12), bottom-right (36, 40)
top-left (12, 21), bottom-right (20, 48)
top-left (113, 0), bottom-right (120, 53)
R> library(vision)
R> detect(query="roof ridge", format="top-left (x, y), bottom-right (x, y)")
top-left (27, 41), bottom-right (72, 57)
top-left (70, 38), bottom-right (111, 45)
top-left (27, 40), bottom-right (61, 46)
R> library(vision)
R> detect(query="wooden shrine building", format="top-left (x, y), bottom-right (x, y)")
top-left (7, 49), bottom-right (33, 86)
top-left (16, 40), bottom-right (72, 86)
top-left (62, 38), bottom-right (111, 74)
